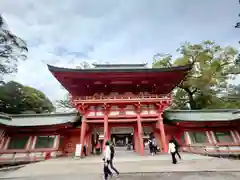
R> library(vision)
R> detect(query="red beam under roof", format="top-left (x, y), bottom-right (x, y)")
top-left (47, 64), bottom-right (191, 96)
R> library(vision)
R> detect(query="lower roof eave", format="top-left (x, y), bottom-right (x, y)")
top-left (165, 119), bottom-right (240, 122)
top-left (2, 122), bottom-right (74, 129)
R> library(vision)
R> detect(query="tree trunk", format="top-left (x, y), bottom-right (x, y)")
top-left (183, 87), bottom-right (198, 110)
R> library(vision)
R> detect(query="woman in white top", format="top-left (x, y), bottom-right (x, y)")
top-left (168, 140), bottom-right (177, 164)
top-left (103, 141), bottom-right (112, 180)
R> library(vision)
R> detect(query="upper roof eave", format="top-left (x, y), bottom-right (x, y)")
top-left (92, 63), bottom-right (148, 67)
top-left (47, 64), bottom-right (192, 74)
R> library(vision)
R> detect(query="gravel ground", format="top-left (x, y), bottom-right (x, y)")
top-left (1, 172), bottom-right (240, 180)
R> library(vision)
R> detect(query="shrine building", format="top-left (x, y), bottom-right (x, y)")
top-left (0, 63), bottom-right (240, 164)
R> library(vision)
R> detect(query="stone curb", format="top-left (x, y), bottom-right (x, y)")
top-left (1, 170), bottom-right (240, 179)
top-left (0, 165), bottom-right (25, 172)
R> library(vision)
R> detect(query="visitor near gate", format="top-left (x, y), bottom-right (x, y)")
top-left (172, 137), bottom-right (181, 160)
top-left (103, 141), bottom-right (112, 180)
top-left (148, 138), bottom-right (154, 156)
top-left (109, 142), bottom-right (120, 177)
top-left (152, 137), bottom-right (157, 155)
top-left (168, 140), bottom-right (177, 164)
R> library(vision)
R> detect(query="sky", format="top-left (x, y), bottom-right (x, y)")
top-left (0, 0), bottom-right (239, 110)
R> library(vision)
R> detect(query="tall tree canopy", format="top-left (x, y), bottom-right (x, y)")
top-left (56, 94), bottom-right (73, 109)
top-left (0, 81), bottom-right (55, 114)
top-left (152, 41), bottom-right (240, 110)
top-left (0, 15), bottom-right (28, 81)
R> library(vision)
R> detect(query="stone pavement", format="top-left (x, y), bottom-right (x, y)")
top-left (1, 172), bottom-right (240, 180)
top-left (1, 153), bottom-right (240, 179)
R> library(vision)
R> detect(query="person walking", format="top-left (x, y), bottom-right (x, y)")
top-left (103, 141), bottom-right (112, 180)
top-left (83, 144), bottom-right (87, 157)
top-left (109, 142), bottom-right (120, 177)
top-left (148, 138), bottom-right (154, 156)
top-left (168, 140), bottom-right (177, 164)
top-left (172, 137), bottom-right (181, 160)
top-left (152, 137), bottom-right (157, 155)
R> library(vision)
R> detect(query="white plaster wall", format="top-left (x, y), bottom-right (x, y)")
top-left (4, 137), bottom-right (10, 150)
top-left (109, 111), bottom-right (120, 116)
top-left (54, 135), bottom-right (60, 149)
top-left (235, 131), bottom-right (240, 142)
top-left (25, 136), bottom-right (32, 150)
top-left (206, 131), bottom-right (213, 144)
top-left (125, 110), bottom-right (136, 115)
top-left (184, 132), bottom-right (191, 145)
top-left (31, 136), bottom-right (37, 149)
top-left (210, 131), bottom-right (217, 144)
top-left (230, 130), bottom-right (238, 143)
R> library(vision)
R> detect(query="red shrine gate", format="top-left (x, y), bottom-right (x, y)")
top-left (73, 98), bottom-right (171, 155)
top-left (48, 63), bottom-right (191, 156)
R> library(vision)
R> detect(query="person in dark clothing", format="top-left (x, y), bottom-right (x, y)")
top-left (103, 162), bottom-right (112, 180)
top-left (152, 138), bottom-right (157, 155)
top-left (148, 138), bottom-right (154, 155)
top-left (109, 143), bottom-right (119, 177)
top-left (83, 144), bottom-right (87, 156)
top-left (172, 137), bottom-right (181, 160)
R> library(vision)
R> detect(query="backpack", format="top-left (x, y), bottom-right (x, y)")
top-left (173, 139), bottom-right (179, 149)
top-left (148, 139), bottom-right (153, 146)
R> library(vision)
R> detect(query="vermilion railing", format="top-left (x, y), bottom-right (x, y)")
top-left (181, 144), bottom-right (240, 156)
top-left (71, 94), bottom-right (171, 101)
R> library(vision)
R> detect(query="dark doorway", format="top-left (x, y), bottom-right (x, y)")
top-left (111, 133), bottom-right (133, 147)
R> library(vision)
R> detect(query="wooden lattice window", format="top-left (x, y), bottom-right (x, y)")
top-left (189, 132), bottom-right (207, 144)
top-left (7, 136), bottom-right (29, 149)
top-left (35, 136), bottom-right (55, 149)
top-left (181, 133), bottom-right (185, 144)
top-left (214, 131), bottom-right (233, 143)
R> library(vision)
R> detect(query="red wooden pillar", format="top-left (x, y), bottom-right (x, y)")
top-left (136, 111), bottom-right (144, 155)
top-left (157, 118), bottom-right (167, 152)
top-left (108, 126), bottom-right (111, 142)
top-left (103, 110), bottom-right (109, 150)
top-left (133, 125), bottom-right (138, 152)
top-left (85, 129), bottom-right (92, 155)
top-left (80, 117), bottom-right (87, 157)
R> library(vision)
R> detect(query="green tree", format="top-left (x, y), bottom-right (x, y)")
top-left (210, 84), bottom-right (240, 109)
top-left (56, 94), bottom-right (73, 109)
top-left (0, 81), bottom-right (55, 114)
top-left (0, 14), bottom-right (28, 81)
top-left (152, 41), bottom-right (239, 109)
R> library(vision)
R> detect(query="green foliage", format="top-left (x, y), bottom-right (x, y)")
top-left (56, 94), bottom-right (73, 109)
top-left (0, 81), bottom-right (55, 114)
top-left (0, 14), bottom-right (28, 81)
top-left (152, 41), bottom-right (240, 109)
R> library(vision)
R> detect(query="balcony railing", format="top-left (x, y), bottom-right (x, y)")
top-left (71, 94), bottom-right (171, 102)
top-left (181, 144), bottom-right (240, 157)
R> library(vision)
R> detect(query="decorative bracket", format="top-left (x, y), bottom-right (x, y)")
top-left (76, 103), bottom-right (88, 114)
top-left (103, 103), bottom-right (111, 114)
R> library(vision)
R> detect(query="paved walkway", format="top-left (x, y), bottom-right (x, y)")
top-left (2, 153), bottom-right (240, 179)
top-left (2, 172), bottom-right (240, 180)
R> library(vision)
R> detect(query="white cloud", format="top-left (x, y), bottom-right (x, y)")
top-left (0, 0), bottom-right (239, 107)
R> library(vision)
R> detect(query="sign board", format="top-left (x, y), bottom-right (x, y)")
top-left (99, 135), bottom-right (104, 140)
top-left (75, 144), bottom-right (82, 157)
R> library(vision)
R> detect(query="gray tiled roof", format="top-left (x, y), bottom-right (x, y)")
top-left (0, 113), bottom-right (78, 127)
top-left (164, 109), bottom-right (240, 122)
